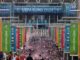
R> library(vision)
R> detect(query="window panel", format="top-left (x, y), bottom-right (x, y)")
top-left (29, 0), bottom-right (36, 2)
top-left (52, 0), bottom-right (60, 3)
top-left (40, 0), bottom-right (47, 3)
top-left (64, 0), bottom-right (75, 2)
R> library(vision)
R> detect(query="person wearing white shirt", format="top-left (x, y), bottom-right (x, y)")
top-left (12, 54), bottom-right (16, 60)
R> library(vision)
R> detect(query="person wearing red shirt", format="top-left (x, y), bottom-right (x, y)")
top-left (16, 54), bottom-right (20, 60)
top-left (20, 54), bottom-right (26, 60)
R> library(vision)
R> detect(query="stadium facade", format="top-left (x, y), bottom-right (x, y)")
top-left (0, 0), bottom-right (79, 58)
top-left (0, 0), bottom-right (77, 24)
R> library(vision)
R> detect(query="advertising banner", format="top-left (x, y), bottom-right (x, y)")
top-left (0, 20), bottom-right (2, 51)
top-left (49, 27), bottom-right (54, 40)
top-left (26, 27), bottom-right (27, 42)
top-left (20, 28), bottom-right (22, 47)
top-left (78, 22), bottom-right (80, 58)
top-left (7, 21), bottom-right (11, 52)
top-left (16, 27), bottom-right (20, 49)
top-left (61, 27), bottom-right (65, 49)
top-left (64, 25), bottom-right (70, 53)
top-left (2, 21), bottom-right (11, 52)
top-left (26, 27), bottom-right (31, 42)
top-left (22, 28), bottom-right (26, 47)
top-left (48, 27), bottom-right (50, 36)
top-left (54, 27), bottom-right (58, 46)
top-left (15, 6), bottom-right (62, 14)
top-left (2, 22), bottom-right (5, 52)
top-left (11, 26), bottom-right (16, 51)
top-left (70, 23), bottom-right (78, 55)
top-left (58, 27), bottom-right (61, 48)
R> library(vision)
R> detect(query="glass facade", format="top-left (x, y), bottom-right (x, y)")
top-left (0, 0), bottom-right (77, 28)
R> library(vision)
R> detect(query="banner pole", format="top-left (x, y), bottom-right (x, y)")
top-left (67, 53), bottom-right (68, 60)
top-left (72, 56), bottom-right (73, 60)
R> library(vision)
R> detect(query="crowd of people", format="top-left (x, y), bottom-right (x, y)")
top-left (26, 36), bottom-right (63, 60)
top-left (0, 50), bottom-right (45, 60)
top-left (0, 51), bottom-right (26, 60)
top-left (0, 36), bottom-right (63, 60)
